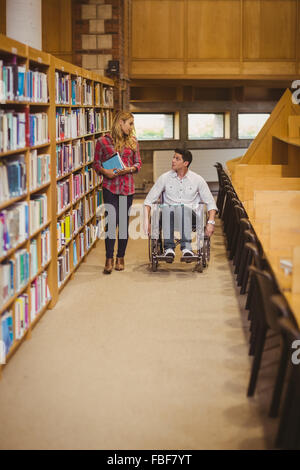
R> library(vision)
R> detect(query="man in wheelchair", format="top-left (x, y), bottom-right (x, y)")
top-left (144, 149), bottom-right (217, 264)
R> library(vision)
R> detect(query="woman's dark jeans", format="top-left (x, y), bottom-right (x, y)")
top-left (103, 187), bottom-right (133, 259)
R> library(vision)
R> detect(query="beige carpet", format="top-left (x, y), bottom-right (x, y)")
top-left (0, 214), bottom-right (279, 450)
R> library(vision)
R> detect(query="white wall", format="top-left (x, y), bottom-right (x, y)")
top-left (153, 148), bottom-right (248, 182)
top-left (6, 0), bottom-right (42, 50)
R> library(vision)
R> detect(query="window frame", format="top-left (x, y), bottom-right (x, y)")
top-left (237, 112), bottom-right (270, 140)
top-left (132, 112), bottom-right (175, 141)
top-left (187, 112), bottom-right (226, 140)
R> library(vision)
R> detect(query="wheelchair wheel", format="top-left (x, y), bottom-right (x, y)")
top-left (152, 257), bottom-right (158, 272)
top-left (148, 236), bottom-right (152, 262)
top-left (194, 258), bottom-right (203, 273)
top-left (203, 236), bottom-right (210, 267)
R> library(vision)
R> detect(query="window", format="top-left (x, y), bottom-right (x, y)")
top-left (133, 113), bottom-right (174, 140)
top-left (188, 113), bottom-right (224, 140)
top-left (238, 113), bottom-right (270, 139)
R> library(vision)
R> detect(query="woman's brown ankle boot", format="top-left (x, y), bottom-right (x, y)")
top-left (103, 258), bottom-right (114, 274)
top-left (115, 257), bottom-right (125, 271)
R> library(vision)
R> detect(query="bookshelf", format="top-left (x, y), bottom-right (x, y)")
top-left (0, 34), bottom-right (114, 376)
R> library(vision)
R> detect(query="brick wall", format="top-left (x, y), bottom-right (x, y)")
top-left (73, 0), bottom-right (129, 110)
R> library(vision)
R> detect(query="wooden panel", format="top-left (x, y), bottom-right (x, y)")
top-left (187, 61), bottom-right (241, 75)
top-left (42, 0), bottom-right (72, 58)
top-left (187, 0), bottom-right (241, 59)
top-left (243, 61), bottom-right (297, 75)
top-left (0, 0), bottom-right (5, 35)
top-left (232, 164), bottom-right (284, 193)
top-left (288, 116), bottom-right (300, 137)
top-left (131, 0), bottom-right (184, 59)
top-left (243, 0), bottom-right (297, 59)
top-left (241, 176), bottom-right (300, 201)
top-left (270, 213), bottom-right (300, 256)
top-left (254, 190), bottom-right (300, 221)
top-left (292, 246), bottom-right (300, 294)
top-left (131, 60), bottom-right (185, 75)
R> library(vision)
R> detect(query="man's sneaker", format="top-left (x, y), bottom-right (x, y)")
top-left (164, 248), bottom-right (175, 263)
top-left (182, 248), bottom-right (196, 263)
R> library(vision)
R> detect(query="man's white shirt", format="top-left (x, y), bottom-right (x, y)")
top-left (144, 169), bottom-right (217, 212)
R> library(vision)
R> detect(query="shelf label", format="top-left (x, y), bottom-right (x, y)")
top-left (62, 66), bottom-right (64, 71)
top-left (11, 47), bottom-right (18, 54)
top-left (38, 57), bottom-right (42, 63)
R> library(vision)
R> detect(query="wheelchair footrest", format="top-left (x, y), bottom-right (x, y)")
top-left (180, 255), bottom-right (200, 263)
top-left (156, 255), bottom-right (174, 263)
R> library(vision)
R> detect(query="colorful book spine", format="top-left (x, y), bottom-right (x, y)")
top-left (0, 309), bottom-right (13, 359)
top-left (29, 194), bottom-right (48, 235)
top-left (30, 271), bottom-right (51, 321)
top-left (15, 248), bottom-right (30, 293)
top-left (0, 202), bottom-right (29, 256)
top-left (0, 260), bottom-right (15, 308)
top-left (15, 293), bottom-right (29, 340)
top-left (30, 238), bottom-right (38, 278)
top-left (30, 151), bottom-right (50, 191)
top-left (57, 180), bottom-right (70, 213)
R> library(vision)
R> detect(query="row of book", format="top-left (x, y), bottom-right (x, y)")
top-left (15, 293), bottom-right (29, 340)
top-left (56, 74), bottom-right (90, 106)
top-left (71, 172), bottom-right (84, 202)
top-left (30, 228), bottom-right (51, 277)
top-left (57, 203), bottom-right (84, 252)
top-left (0, 110), bottom-right (49, 153)
top-left (84, 167), bottom-right (93, 193)
top-left (85, 224), bottom-right (98, 251)
top-left (56, 140), bottom-right (95, 178)
top-left (0, 244), bottom-right (52, 310)
top-left (56, 108), bottom-right (106, 141)
top-left (102, 86), bottom-right (114, 108)
top-left (29, 112), bottom-right (48, 147)
top-left (82, 79), bottom-right (93, 106)
top-left (58, 222), bottom-right (98, 275)
top-left (57, 247), bottom-right (70, 286)
top-left (26, 70), bottom-right (48, 103)
top-left (57, 180), bottom-right (70, 213)
top-left (95, 84), bottom-right (114, 108)
top-left (30, 151), bottom-right (50, 191)
top-left (96, 189), bottom-right (103, 207)
top-left (0, 61), bottom-right (48, 103)
top-left (55, 73), bottom-right (112, 107)
top-left (0, 154), bottom-right (26, 202)
top-left (0, 110), bottom-right (26, 152)
top-left (30, 271), bottom-right (51, 322)
top-left (85, 194), bottom-right (95, 223)
top-left (0, 310), bottom-right (13, 357)
top-left (0, 202), bottom-right (29, 256)
top-left (100, 109), bottom-right (111, 131)
top-left (0, 270), bottom-right (51, 358)
top-left (0, 248), bottom-right (30, 308)
top-left (29, 194), bottom-right (48, 235)
top-left (15, 248), bottom-right (30, 292)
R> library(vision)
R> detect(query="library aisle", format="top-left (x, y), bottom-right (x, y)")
top-left (0, 212), bottom-right (278, 450)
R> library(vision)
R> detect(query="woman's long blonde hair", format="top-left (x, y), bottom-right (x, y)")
top-left (111, 111), bottom-right (137, 152)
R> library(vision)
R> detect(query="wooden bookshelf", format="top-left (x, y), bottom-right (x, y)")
top-left (0, 34), bottom-right (114, 377)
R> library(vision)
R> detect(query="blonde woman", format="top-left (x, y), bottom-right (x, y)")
top-left (93, 111), bottom-right (142, 274)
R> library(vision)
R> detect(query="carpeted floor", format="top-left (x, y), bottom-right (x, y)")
top-left (0, 212), bottom-right (279, 450)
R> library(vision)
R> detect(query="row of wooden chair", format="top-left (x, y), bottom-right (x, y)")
top-left (214, 162), bottom-right (300, 450)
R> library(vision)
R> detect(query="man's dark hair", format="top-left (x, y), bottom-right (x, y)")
top-left (174, 148), bottom-right (193, 167)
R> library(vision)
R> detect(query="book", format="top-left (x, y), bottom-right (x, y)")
top-left (1, 310), bottom-right (13, 358)
top-left (102, 152), bottom-right (125, 171)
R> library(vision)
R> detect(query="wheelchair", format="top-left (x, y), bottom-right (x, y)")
top-left (148, 201), bottom-right (210, 272)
